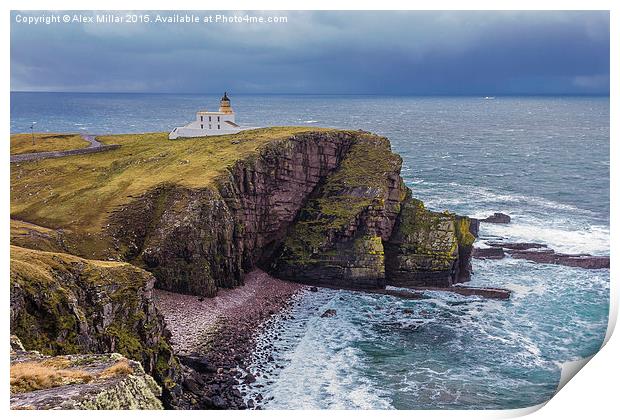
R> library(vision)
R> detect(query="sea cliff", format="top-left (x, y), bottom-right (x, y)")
top-left (10, 127), bottom-right (477, 409)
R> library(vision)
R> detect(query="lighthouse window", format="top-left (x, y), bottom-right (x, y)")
top-left (209, 116), bottom-right (212, 122)
top-left (200, 124), bottom-right (203, 129)
top-left (217, 116), bottom-right (220, 122)
top-left (200, 116), bottom-right (203, 122)
top-left (218, 124), bottom-right (220, 129)
top-left (209, 124), bottom-right (212, 129)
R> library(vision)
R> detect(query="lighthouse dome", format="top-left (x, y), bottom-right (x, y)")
top-left (219, 92), bottom-right (233, 114)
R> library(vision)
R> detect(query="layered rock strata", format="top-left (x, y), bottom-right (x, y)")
top-left (384, 196), bottom-right (477, 288)
top-left (108, 132), bottom-right (358, 296)
top-left (270, 134), bottom-right (407, 288)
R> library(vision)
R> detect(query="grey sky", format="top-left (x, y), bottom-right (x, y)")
top-left (10, 10), bottom-right (610, 95)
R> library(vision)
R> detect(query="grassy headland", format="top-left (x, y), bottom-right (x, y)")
top-left (10, 127), bottom-right (335, 254)
top-left (10, 133), bottom-right (90, 155)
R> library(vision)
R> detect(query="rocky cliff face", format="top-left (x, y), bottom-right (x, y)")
top-left (10, 128), bottom-right (481, 410)
top-left (270, 134), bottom-right (408, 288)
top-left (10, 246), bottom-right (182, 407)
top-left (108, 131), bottom-right (357, 296)
top-left (103, 130), bottom-right (475, 294)
top-left (384, 195), bottom-right (477, 287)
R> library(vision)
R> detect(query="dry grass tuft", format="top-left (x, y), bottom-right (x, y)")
top-left (99, 360), bottom-right (134, 378)
top-left (10, 361), bottom-right (93, 394)
top-left (11, 358), bottom-right (136, 394)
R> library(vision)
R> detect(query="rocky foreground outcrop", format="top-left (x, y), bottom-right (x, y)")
top-left (11, 339), bottom-right (163, 410)
top-left (10, 246), bottom-right (182, 407)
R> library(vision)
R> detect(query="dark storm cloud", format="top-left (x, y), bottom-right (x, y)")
top-left (10, 10), bottom-right (610, 95)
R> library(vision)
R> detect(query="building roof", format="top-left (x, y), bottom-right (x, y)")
top-left (196, 111), bottom-right (233, 115)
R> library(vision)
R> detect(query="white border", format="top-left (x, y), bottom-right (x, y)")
top-left (2, 1), bottom-right (616, 419)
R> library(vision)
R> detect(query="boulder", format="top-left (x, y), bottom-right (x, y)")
top-left (473, 247), bottom-right (505, 259)
top-left (320, 309), bottom-right (337, 318)
top-left (243, 372), bottom-right (256, 384)
top-left (481, 212), bottom-right (511, 224)
top-left (178, 354), bottom-right (216, 374)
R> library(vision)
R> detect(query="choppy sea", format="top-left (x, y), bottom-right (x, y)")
top-left (11, 92), bottom-right (610, 409)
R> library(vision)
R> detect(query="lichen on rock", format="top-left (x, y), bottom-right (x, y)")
top-left (10, 346), bottom-right (163, 410)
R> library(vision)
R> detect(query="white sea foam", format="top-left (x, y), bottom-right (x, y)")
top-left (407, 179), bottom-right (609, 256)
top-left (243, 290), bottom-right (392, 409)
top-left (480, 221), bottom-right (609, 255)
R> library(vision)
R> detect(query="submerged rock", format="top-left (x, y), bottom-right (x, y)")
top-left (480, 241), bottom-right (609, 269)
top-left (320, 309), bottom-right (337, 318)
top-left (473, 247), bottom-right (506, 259)
top-left (485, 241), bottom-right (547, 250)
top-left (451, 286), bottom-right (511, 299)
top-left (510, 250), bottom-right (609, 269)
top-left (480, 212), bottom-right (511, 224)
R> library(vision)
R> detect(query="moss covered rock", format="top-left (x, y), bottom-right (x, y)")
top-left (9, 246), bottom-right (181, 407)
top-left (385, 195), bottom-right (477, 287)
top-left (270, 133), bottom-right (408, 288)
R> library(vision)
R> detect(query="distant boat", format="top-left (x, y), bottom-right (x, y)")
top-left (483, 96), bottom-right (496, 100)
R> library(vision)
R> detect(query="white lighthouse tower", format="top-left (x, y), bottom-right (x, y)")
top-left (169, 93), bottom-right (247, 139)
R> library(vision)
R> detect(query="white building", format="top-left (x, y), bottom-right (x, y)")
top-left (169, 93), bottom-right (247, 139)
